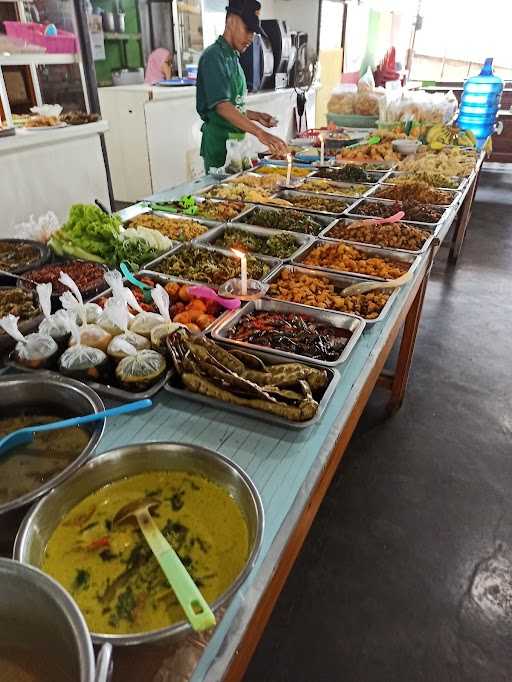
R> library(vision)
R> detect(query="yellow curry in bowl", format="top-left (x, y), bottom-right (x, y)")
top-left (42, 471), bottom-right (249, 635)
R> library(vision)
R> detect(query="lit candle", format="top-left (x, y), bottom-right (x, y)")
top-left (286, 153), bottom-right (292, 186)
top-left (232, 249), bottom-right (248, 295)
top-left (320, 134), bottom-right (325, 165)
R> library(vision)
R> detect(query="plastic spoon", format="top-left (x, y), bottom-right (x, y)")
top-left (0, 399), bottom-right (152, 456)
top-left (365, 211), bottom-right (405, 226)
top-left (341, 270), bottom-right (413, 297)
top-left (186, 286), bottom-right (241, 310)
top-left (113, 498), bottom-right (216, 632)
top-left (120, 262), bottom-right (153, 304)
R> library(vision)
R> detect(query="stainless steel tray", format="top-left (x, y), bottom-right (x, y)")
top-left (382, 171), bottom-right (467, 192)
top-left (272, 190), bottom-right (359, 217)
top-left (122, 205), bottom-right (223, 232)
top-left (236, 205), bottom-right (334, 235)
top-left (193, 223), bottom-right (315, 263)
top-left (309, 167), bottom-right (391, 184)
top-left (345, 197), bottom-right (451, 230)
top-left (364, 183), bottom-right (460, 206)
top-left (318, 217), bottom-right (436, 256)
top-left (164, 346), bottom-right (340, 429)
top-left (89, 270), bottom-right (232, 336)
top-left (144, 242), bottom-right (282, 288)
top-left (197, 183), bottom-right (287, 209)
top-left (293, 238), bottom-right (421, 282)
top-left (252, 162), bottom-right (317, 178)
top-left (212, 298), bottom-right (366, 367)
top-left (294, 179), bottom-right (377, 199)
top-left (6, 359), bottom-right (172, 403)
top-left (265, 264), bottom-right (400, 324)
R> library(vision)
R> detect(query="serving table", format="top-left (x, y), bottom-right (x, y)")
top-left (99, 165), bottom-right (479, 681)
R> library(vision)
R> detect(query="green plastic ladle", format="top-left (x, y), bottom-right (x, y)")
top-left (120, 262), bottom-right (153, 304)
top-left (114, 498), bottom-right (216, 632)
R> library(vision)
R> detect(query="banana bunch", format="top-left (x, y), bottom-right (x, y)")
top-left (426, 124), bottom-right (477, 150)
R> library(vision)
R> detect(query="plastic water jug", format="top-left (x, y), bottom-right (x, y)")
top-left (457, 58), bottom-right (503, 148)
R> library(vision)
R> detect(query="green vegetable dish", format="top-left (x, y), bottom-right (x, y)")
top-left (152, 246), bottom-right (271, 286)
top-left (239, 208), bottom-right (323, 236)
top-left (213, 228), bottom-right (299, 259)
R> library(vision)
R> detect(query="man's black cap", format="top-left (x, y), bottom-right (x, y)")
top-left (226, 0), bottom-right (263, 34)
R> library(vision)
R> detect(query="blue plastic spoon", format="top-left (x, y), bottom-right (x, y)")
top-left (0, 399), bottom-right (152, 456)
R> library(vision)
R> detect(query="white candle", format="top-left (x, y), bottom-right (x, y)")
top-left (286, 153), bottom-right (292, 186)
top-left (233, 249), bottom-right (248, 295)
top-left (320, 134), bottom-right (325, 165)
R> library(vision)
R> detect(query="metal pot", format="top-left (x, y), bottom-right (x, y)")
top-left (0, 375), bottom-right (105, 554)
top-left (0, 558), bottom-right (113, 681)
top-left (14, 442), bottom-right (264, 646)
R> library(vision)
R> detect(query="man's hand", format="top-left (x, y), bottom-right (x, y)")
top-left (257, 130), bottom-right (288, 157)
top-left (248, 110), bottom-right (278, 128)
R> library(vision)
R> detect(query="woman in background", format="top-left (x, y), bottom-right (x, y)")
top-left (145, 48), bottom-right (172, 84)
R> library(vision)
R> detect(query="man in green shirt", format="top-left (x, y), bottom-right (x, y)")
top-left (196, 0), bottom-right (288, 172)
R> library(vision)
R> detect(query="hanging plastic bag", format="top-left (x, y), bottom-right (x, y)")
top-left (0, 313), bottom-right (57, 369)
top-left (59, 315), bottom-right (109, 381)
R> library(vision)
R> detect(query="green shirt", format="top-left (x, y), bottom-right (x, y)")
top-left (196, 36), bottom-right (248, 171)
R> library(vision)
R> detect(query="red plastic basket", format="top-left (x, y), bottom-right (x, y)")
top-left (4, 21), bottom-right (78, 54)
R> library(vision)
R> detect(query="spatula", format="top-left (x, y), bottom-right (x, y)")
top-left (113, 498), bottom-right (216, 632)
top-left (120, 262), bottom-right (153, 304)
top-left (341, 270), bottom-right (413, 297)
top-left (0, 399), bottom-right (152, 456)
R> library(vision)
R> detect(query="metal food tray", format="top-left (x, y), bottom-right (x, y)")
top-left (212, 298), bottom-right (366, 367)
top-left (144, 241), bottom-right (282, 288)
top-left (193, 223), bottom-right (315, 263)
top-left (364, 183), bottom-right (460, 205)
top-left (345, 197), bottom-right (451, 231)
top-left (236, 205), bottom-right (335, 234)
top-left (294, 179), bottom-right (377, 199)
top-left (197, 183), bottom-right (293, 210)
top-left (381, 171), bottom-right (467, 192)
top-left (310, 167), bottom-right (392, 184)
top-left (252, 161), bottom-right (317, 176)
top-left (6, 359), bottom-right (172, 403)
top-left (164, 347), bottom-right (340, 429)
top-left (89, 271), bottom-right (232, 336)
top-left (318, 217), bottom-right (436, 256)
top-left (121, 205), bottom-right (223, 231)
top-left (265, 264), bottom-right (400, 325)
top-left (272, 190), bottom-right (360, 217)
top-left (226, 170), bottom-right (304, 190)
top-left (293, 238), bottom-right (421, 282)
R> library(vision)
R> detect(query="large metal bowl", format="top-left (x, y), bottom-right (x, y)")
top-left (0, 558), bottom-right (112, 682)
top-left (0, 375), bottom-right (105, 554)
top-left (14, 442), bottom-right (265, 647)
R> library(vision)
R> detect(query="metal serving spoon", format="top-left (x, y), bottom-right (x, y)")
top-left (0, 399), bottom-right (152, 456)
top-left (113, 497), bottom-right (216, 633)
top-left (341, 270), bottom-right (413, 297)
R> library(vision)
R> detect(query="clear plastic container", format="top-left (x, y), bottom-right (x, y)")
top-left (457, 58), bottom-right (503, 147)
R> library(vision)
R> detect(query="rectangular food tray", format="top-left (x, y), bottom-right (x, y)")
top-left (6, 360), bottom-right (172, 402)
top-left (120, 205), bottom-right (223, 231)
top-left (236, 205), bottom-right (335, 235)
top-left (212, 298), bottom-right (366, 367)
top-left (318, 217), bottom-right (436, 256)
top-left (293, 238), bottom-right (422, 282)
top-left (192, 223), bottom-right (315, 263)
top-left (295, 179), bottom-right (377, 199)
top-left (144, 241), bottom-right (282, 288)
top-left (381, 171), bottom-right (467, 192)
top-left (197, 184), bottom-right (285, 209)
top-left (345, 197), bottom-right (451, 231)
top-left (364, 183), bottom-right (461, 205)
top-left (272, 190), bottom-right (360, 217)
top-left (89, 271), bottom-right (233, 336)
top-left (265, 264), bottom-right (400, 324)
top-left (164, 347), bottom-right (340, 429)
top-left (310, 167), bottom-right (393, 184)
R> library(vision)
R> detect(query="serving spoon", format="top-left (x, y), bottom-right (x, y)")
top-left (120, 262), bottom-right (153, 304)
top-left (113, 498), bottom-right (216, 632)
top-left (364, 210), bottom-right (405, 226)
top-left (0, 399), bottom-right (152, 456)
top-left (341, 270), bottom-right (413, 297)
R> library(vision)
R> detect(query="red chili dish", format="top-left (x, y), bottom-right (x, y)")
top-left (23, 261), bottom-right (107, 296)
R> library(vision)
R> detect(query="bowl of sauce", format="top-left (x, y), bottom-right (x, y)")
top-left (0, 375), bottom-right (105, 553)
top-left (14, 442), bottom-right (264, 646)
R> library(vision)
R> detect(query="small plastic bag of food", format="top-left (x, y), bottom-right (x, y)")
top-left (149, 284), bottom-right (184, 349)
top-left (59, 291), bottom-right (102, 325)
top-left (129, 310), bottom-right (165, 338)
top-left (105, 300), bottom-right (150, 360)
top-left (37, 283), bottom-right (70, 345)
top-left (0, 313), bottom-right (58, 369)
top-left (104, 270), bottom-right (143, 314)
top-left (115, 341), bottom-right (167, 391)
top-left (97, 297), bottom-right (130, 336)
top-left (59, 317), bottom-right (109, 381)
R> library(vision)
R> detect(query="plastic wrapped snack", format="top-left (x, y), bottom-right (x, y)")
top-left (0, 314), bottom-right (58, 369)
top-left (104, 270), bottom-right (144, 314)
top-left (60, 291), bottom-right (102, 325)
top-left (115, 342), bottom-right (167, 391)
top-left (148, 284), bottom-right (185, 350)
top-left (108, 331), bottom-right (150, 360)
top-left (37, 283), bottom-right (70, 346)
top-left (97, 298), bottom-right (130, 336)
top-left (59, 318), bottom-right (109, 382)
top-left (129, 311), bottom-right (165, 338)
top-left (69, 322), bottom-right (112, 353)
